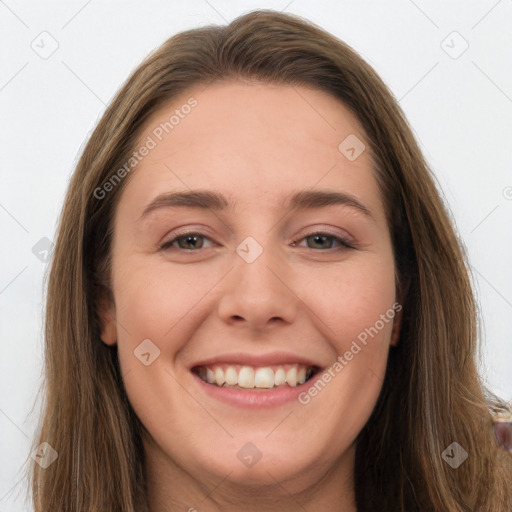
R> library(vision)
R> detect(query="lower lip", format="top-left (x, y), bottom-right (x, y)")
top-left (191, 371), bottom-right (322, 409)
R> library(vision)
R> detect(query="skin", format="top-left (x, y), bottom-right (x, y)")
top-left (99, 80), bottom-right (402, 512)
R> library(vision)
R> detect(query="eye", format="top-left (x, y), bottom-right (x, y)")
top-left (292, 232), bottom-right (355, 250)
top-left (160, 231), bottom-right (215, 251)
top-left (159, 230), bottom-right (355, 252)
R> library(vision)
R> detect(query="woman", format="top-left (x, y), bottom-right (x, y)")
top-left (27, 9), bottom-right (512, 512)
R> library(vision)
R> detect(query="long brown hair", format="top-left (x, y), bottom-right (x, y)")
top-left (26, 9), bottom-right (512, 511)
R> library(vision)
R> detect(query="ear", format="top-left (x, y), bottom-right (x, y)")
top-left (390, 281), bottom-right (409, 347)
top-left (97, 288), bottom-right (117, 346)
top-left (390, 305), bottom-right (402, 347)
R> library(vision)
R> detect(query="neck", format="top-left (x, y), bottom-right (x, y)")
top-left (144, 435), bottom-right (358, 512)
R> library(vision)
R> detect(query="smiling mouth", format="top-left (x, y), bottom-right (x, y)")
top-left (191, 364), bottom-right (320, 390)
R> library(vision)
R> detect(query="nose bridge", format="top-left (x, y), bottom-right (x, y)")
top-left (237, 234), bottom-right (283, 290)
top-left (217, 233), bottom-right (298, 328)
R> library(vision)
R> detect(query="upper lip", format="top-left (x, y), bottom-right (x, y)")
top-left (189, 351), bottom-right (324, 370)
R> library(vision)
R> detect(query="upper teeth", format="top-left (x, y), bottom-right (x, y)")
top-left (196, 364), bottom-right (314, 389)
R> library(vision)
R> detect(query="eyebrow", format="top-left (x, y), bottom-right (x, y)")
top-left (139, 189), bottom-right (373, 221)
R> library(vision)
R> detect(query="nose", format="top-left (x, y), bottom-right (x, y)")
top-left (216, 241), bottom-right (298, 332)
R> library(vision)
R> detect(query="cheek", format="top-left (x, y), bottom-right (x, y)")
top-left (304, 255), bottom-right (397, 343)
top-left (112, 257), bottom-right (218, 343)
top-left (109, 260), bottom-right (219, 437)
top-left (302, 253), bottom-right (397, 401)
top-left (296, 264), bottom-right (397, 449)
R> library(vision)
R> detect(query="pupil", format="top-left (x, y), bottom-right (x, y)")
top-left (182, 235), bottom-right (201, 249)
top-left (311, 235), bottom-right (330, 249)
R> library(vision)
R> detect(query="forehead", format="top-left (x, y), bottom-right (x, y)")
top-left (119, 81), bottom-right (385, 223)
top-left (137, 80), bottom-right (367, 161)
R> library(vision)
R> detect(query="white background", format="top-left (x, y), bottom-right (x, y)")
top-left (1, 1), bottom-right (511, 510)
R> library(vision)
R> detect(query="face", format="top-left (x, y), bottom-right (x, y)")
top-left (100, 81), bottom-right (401, 495)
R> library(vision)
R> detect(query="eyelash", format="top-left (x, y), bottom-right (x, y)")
top-left (159, 230), bottom-right (355, 252)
